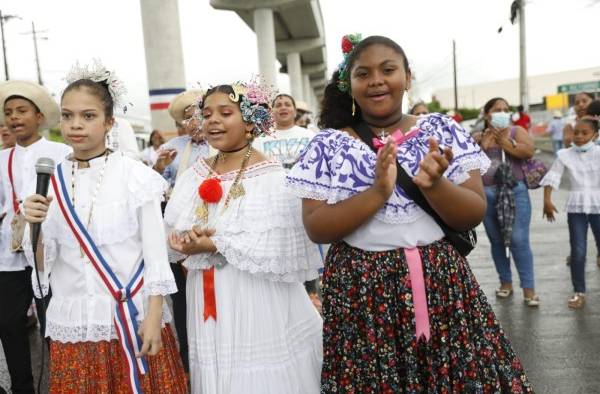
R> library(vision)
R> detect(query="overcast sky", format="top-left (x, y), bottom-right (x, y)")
top-left (2, 0), bottom-right (599, 126)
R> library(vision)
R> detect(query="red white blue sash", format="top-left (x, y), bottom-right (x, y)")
top-left (51, 163), bottom-right (148, 393)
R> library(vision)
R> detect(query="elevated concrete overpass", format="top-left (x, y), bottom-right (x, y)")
top-left (211, 0), bottom-right (328, 111)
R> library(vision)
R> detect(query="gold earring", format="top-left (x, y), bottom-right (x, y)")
top-left (351, 98), bottom-right (356, 117)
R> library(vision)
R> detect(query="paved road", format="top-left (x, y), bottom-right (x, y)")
top-left (1, 154), bottom-right (598, 393)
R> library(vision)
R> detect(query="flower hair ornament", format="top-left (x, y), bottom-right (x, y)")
top-left (336, 33), bottom-right (363, 93)
top-left (203, 77), bottom-right (276, 137)
top-left (65, 59), bottom-right (129, 113)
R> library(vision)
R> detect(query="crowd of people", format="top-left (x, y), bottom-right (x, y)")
top-left (0, 32), bottom-right (598, 394)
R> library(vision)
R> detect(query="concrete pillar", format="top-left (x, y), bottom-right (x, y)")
top-left (287, 52), bottom-right (303, 101)
top-left (140, 0), bottom-right (186, 131)
top-left (303, 74), bottom-right (311, 108)
top-left (311, 90), bottom-right (318, 112)
top-left (253, 8), bottom-right (277, 88)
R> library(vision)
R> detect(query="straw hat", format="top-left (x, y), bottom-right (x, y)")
top-left (0, 80), bottom-right (60, 130)
top-left (552, 110), bottom-right (563, 118)
top-left (168, 89), bottom-right (204, 122)
top-left (295, 100), bottom-right (311, 113)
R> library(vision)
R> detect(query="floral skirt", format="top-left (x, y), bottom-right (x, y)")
top-left (321, 240), bottom-right (534, 394)
top-left (48, 324), bottom-right (187, 394)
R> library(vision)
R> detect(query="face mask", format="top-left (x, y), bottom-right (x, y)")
top-left (490, 112), bottom-right (511, 129)
top-left (574, 140), bottom-right (596, 153)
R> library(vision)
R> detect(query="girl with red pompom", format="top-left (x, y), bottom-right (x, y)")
top-left (164, 83), bottom-right (323, 393)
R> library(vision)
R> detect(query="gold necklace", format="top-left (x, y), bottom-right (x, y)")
top-left (195, 145), bottom-right (253, 223)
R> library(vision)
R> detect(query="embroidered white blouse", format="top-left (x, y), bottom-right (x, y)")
top-left (0, 138), bottom-right (71, 271)
top-left (540, 145), bottom-right (600, 214)
top-left (164, 159), bottom-right (322, 282)
top-left (24, 152), bottom-right (177, 343)
top-left (286, 114), bottom-right (491, 251)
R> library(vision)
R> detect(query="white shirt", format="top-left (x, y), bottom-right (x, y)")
top-left (0, 138), bottom-right (71, 271)
top-left (142, 145), bottom-right (161, 166)
top-left (253, 125), bottom-right (315, 169)
top-left (540, 145), bottom-right (600, 214)
top-left (24, 152), bottom-right (177, 342)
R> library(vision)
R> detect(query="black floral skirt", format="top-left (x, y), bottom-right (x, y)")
top-left (321, 240), bottom-right (533, 394)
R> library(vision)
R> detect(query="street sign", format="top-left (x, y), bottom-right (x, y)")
top-left (557, 81), bottom-right (600, 94)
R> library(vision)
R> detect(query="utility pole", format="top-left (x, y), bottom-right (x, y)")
top-left (452, 39), bottom-right (458, 112)
top-left (517, 0), bottom-right (528, 111)
top-left (22, 21), bottom-right (47, 85)
top-left (0, 10), bottom-right (21, 80)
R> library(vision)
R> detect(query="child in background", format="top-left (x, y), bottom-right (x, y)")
top-left (542, 117), bottom-right (600, 309)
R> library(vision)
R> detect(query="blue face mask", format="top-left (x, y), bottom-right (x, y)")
top-left (574, 140), bottom-right (596, 153)
top-left (490, 112), bottom-right (511, 129)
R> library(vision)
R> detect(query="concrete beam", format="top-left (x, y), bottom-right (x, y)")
top-left (309, 78), bottom-right (326, 88)
top-left (301, 62), bottom-right (326, 75)
top-left (275, 37), bottom-right (324, 54)
top-left (210, 0), bottom-right (303, 11)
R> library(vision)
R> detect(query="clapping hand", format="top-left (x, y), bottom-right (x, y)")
top-left (413, 138), bottom-right (453, 189)
top-left (372, 141), bottom-right (397, 200)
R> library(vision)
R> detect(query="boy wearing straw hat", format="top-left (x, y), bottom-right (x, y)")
top-left (0, 80), bottom-right (71, 394)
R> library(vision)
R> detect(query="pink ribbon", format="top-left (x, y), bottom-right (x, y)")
top-left (372, 128), bottom-right (419, 152)
top-left (404, 247), bottom-right (431, 341)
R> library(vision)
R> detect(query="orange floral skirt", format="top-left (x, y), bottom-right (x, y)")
top-left (48, 324), bottom-right (187, 394)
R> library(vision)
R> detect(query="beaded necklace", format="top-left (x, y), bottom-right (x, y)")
top-left (71, 150), bottom-right (110, 257)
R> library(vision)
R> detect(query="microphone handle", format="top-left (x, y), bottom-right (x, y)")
top-left (31, 173), bottom-right (52, 252)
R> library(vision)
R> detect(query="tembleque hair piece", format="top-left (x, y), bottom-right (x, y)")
top-left (65, 59), bottom-right (128, 112)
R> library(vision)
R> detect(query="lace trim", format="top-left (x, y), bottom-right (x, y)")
top-left (194, 159), bottom-right (282, 181)
top-left (211, 234), bottom-right (320, 283)
top-left (540, 171), bottom-right (561, 189)
top-left (46, 321), bottom-right (116, 342)
top-left (45, 318), bottom-right (171, 343)
top-left (145, 279), bottom-right (178, 296)
top-left (183, 253), bottom-right (224, 270)
top-left (565, 205), bottom-right (600, 214)
top-left (33, 282), bottom-right (50, 299)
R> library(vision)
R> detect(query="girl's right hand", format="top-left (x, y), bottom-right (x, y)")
top-left (24, 195), bottom-right (53, 224)
top-left (372, 141), bottom-right (397, 200)
top-left (543, 200), bottom-right (558, 222)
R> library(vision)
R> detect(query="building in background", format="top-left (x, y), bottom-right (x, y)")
top-left (433, 66), bottom-right (600, 110)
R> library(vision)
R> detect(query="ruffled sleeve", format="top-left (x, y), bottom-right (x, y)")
top-left (127, 159), bottom-right (176, 295)
top-left (211, 170), bottom-right (322, 282)
top-left (539, 151), bottom-right (565, 190)
top-left (166, 163), bottom-right (322, 282)
top-left (433, 115), bottom-right (491, 184)
top-left (286, 130), bottom-right (335, 201)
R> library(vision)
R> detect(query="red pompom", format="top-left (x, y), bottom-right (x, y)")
top-left (341, 36), bottom-right (353, 53)
top-left (198, 178), bottom-right (223, 203)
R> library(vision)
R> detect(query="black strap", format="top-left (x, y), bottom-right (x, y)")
top-left (352, 121), bottom-right (458, 237)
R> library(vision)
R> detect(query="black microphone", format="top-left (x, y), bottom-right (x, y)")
top-left (31, 157), bottom-right (55, 252)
